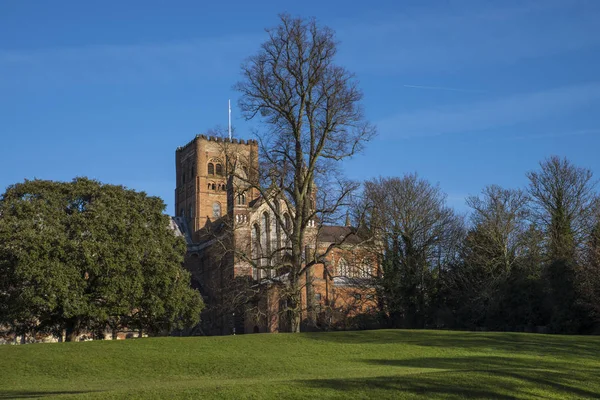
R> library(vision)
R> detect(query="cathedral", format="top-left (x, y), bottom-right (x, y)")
top-left (172, 134), bottom-right (379, 335)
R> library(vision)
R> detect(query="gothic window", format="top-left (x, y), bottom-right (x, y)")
top-left (208, 163), bottom-right (214, 175)
top-left (212, 202), bottom-right (221, 218)
top-left (212, 183), bottom-right (216, 190)
top-left (207, 183), bottom-right (211, 190)
top-left (262, 212), bottom-right (271, 270)
top-left (359, 258), bottom-right (370, 278)
top-left (252, 223), bottom-right (261, 279)
top-left (338, 258), bottom-right (349, 277)
top-left (237, 193), bottom-right (246, 205)
top-left (283, 213), bottom-right (291, 247)
top-left (216, 163), bottom-right (223, 176)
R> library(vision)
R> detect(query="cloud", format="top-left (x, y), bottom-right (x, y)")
top-left (378, 82), bottom-right (600, 138)
top-left (0, 33), bottom-right (264, 86)
top-left (402, 85), bottom-right (487, 93)
top-left (335, 0), bottom-right (600, 74)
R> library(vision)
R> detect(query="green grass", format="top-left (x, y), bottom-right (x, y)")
top-left (1, 329), bottom-right (600, 399)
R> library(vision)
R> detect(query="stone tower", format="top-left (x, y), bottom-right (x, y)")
top-left (175, 134), bottom-right (259, 241)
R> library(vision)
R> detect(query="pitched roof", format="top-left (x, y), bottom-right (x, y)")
top-left (318, 225), bottom-right (363, 245)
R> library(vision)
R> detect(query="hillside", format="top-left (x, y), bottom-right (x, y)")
top-left (1, 329), bottom-right (599, 399)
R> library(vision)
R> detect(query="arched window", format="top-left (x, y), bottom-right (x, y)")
top-left (237, 193), bottom-right (246, 205)
top-left (359, 259), bottom-right (370, 278)
top-left (338, 258), bottom-right (349, 277)
top-left (252, 223), bottom-right (261, 279)
top-left (212, 183), bottom-right (216, 190)
top-left (283, 213), bottom-right (291, 247)
top-left (262, 212), bottom-right (271, 271)
top-left (216, 164), bottom-right (223, 176)
top-left (212, 202), bottom-right (221, 218)
top-left (208, 163), bottom-right (214, 175)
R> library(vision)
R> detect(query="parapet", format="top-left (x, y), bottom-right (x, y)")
top-left (176, 133), bottom-right (258, 152)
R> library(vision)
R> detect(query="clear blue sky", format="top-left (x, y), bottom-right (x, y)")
top-left (1, 0), bottom-right (599, 214)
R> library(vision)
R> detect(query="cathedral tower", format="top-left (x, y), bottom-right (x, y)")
top-left (175, 135), bottom-right (259, 240)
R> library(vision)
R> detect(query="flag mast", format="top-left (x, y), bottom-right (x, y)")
top-left (228, 99), bottom-right (232, 140)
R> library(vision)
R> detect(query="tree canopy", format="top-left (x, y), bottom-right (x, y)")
top-left (0, 178), bottom-right (203, 341)
top-left (234, 14), bottom-right (375, 332)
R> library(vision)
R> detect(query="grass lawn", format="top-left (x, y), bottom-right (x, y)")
top-left (1, 329), bottom-right (599, 399)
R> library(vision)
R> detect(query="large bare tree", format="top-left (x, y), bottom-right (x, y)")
top-left (527, 156), bottom-right (597, 332)
top-left (233, 15), bottom-right (375, 332)
top-left (527, 156), bottom-right (596, 260)
top-left (361, 175), bottom-right (463, 328)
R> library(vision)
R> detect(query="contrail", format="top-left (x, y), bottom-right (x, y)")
top-left (403, 84), bottom-right (487, 93)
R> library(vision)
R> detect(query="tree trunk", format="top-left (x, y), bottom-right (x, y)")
top-left (65, 320), bottom-right (79, 342)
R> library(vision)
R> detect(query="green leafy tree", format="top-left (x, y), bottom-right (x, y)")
top-left (0, 178), bottom-right (203, 341)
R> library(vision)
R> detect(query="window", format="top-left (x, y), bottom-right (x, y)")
top-left (353, 293), bottom-right (362, 300)
top-left (180, 208), bottom-right (184, 217)
top-left (360, 259), bottom-right (370, 278)
top-left (216, 163), bottom-right (223, 176)
top-left (189, 206), bottom-right (193, 218)
top-left (212, 202), bottom-right (221, 218)
top-left (315, 293), bottom-right (322, 301)
top-left (212, 183), bottom-right (216, 190)
top-left (262, 212), bottom-right (271, 269)
top-left (237, 193), bottom-right (246, 205)
top-left (338, 258), bottom-right (349, 276)
top-left (208, 163), bottom-right (214, 175)
top-left (252, 223), bottom-right (261, 279)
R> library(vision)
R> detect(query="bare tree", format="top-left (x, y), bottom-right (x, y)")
top-left (527, 156), bottom-right (597, 332)
top-left (447, 186), bottom-right (531, 329)
top-left (233, 15), bottom-right (375, 332)
top-left (527, 156), bottom-right (597, 260)
top-left (361, 174), bottom-right (463, 328)
top-left (465, 185), bottom-right (530, 274)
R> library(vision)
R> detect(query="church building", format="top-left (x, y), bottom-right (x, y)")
top-left (172, 134), bottom-right (379, 335)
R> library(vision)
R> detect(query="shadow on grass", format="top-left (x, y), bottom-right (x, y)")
top-left (306, 329), bottom-right (600, 360)
top-left (0, 390), bottom-right (100, 399)
top-left (301, 355), bottom-right (600, 399)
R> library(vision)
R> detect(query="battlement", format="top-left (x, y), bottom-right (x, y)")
top-left (176, 134), bottom-right (258, 152)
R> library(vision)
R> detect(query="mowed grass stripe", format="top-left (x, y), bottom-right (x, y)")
top-left (1, 329), bottom-right (599, 399)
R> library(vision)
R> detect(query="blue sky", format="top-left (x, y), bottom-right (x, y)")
top-left (1, 0), bottom-right (599, 214)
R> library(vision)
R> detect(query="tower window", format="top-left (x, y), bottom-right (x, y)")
top-left (216, 164), bottom-right (223, 176)
top-left (213, 202), bottom-right (221, 218)
top-left (208, 163), bottom-right (214, 175)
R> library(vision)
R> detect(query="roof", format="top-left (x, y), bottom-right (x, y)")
top-left (318, 225), bottom-right (364, 245)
